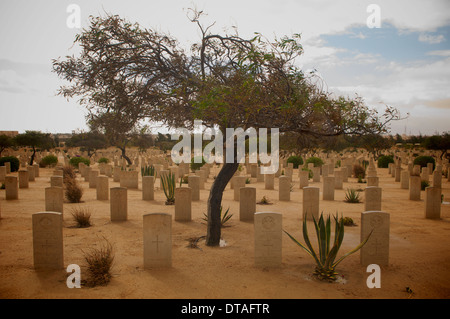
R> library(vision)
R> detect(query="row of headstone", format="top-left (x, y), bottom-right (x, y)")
top-left (31, 210), bottom-right (390, 271)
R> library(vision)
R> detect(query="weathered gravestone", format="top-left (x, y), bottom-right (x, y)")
top-left (143, 213), bottom-right (172, 268)
top-left (50, 176), bottom-right (63, 188)
top-left (254, 212), bottom-right (282, 268)
top-left (400, 170), bottom-right (409, 189)
top-left (360, 211), bottom-right (390, 267)
top-left (240, 187), bottom-right (256, 221)
top-left (432, 171), bottom-right (442, 189)
top-left (96, 175), bottom-right (109, 200)
top-left (264, 173), bottom-right (275, 190)
top-left (32, 212), bottom-right (64, 270)
top-left (278, 176), bottom-right (290, 201)
top-left (302, 187), bottom-right (319, 221)
top-left (298, 170), bottom-right (309, 189)
top-left (175, 187), bottom-right (192, 221)
top-left (188, 175), bottom-right (200, 201)
top-left (120, 170), bottom-right (139, 189)
top-left (27, 166), bottom-right (35, 181)
top-left (18, 169), bottom-right (29, 189)
top-left (367, 176), bottom-right (379, 187)
top-left (334, 170), bottom-right (344, 189)
top-left (89, 170), bottom-right (99, 188)
top-left (5, 175), bottom-right (18, 200)
top-left (424, 187), bottom-right (441, 219)
top-left (142, 176), bottom-right (155, 201)
top-left (234, 176), bottom-right (246, 201)
top-left (364, 187), bottom-right (382, 212)
top-left (45, 187), bottom-right (63, 214)
top-left (110, 187), bottom-right (127, 221)
top-left (322, 176), bottom-right (335, 201)
top-left (312, 167), bottom-right (321, 182)
top-left (409, 175), bottom-right (421, 201)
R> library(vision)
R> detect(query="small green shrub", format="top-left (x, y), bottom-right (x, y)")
top-left (40, 155), bottom-right (58, 167)
top-left (0, 156), bottom-right (20, 172)
top-left (98, 157), bottom-right (109, 164)
top-left (342, 217), bottom-right (357, 226)
top-left (69, 156), bottom-right (90, 168)
top-left (413, 156), bottom-right (435, 170)
top-left (190, 156), bottom-right (206, 172)
top-left (257, 196), bottom-right (272, 205)
top-left (304, 157), bottom-right (324, 168)
top-left (377, 155), bottom-right (394, 168)
top-left (287, 155), bottom-right (303, 169)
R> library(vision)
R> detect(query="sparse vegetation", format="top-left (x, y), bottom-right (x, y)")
top-left (305, 157), bottom-right (324, 168)
top-left (83, 237), bottom-right (114, 287)
top-left (71, 207), bottom-right (92, 228)
top-left (62, 165), bottom-right (76, 180)
top-left (413, 156), bottom-right (435, 171)
top-left (141, 165), bottom-right (155, 177)
top-left (344, 189), bottom-right (361, 203)
top-left (287, 155), bottom-right (303, 169)
top-left (40, 155), bottom-right (58, 167)
top-left (377, 155), bottom-right (394, 168)
top-left (69, 156), bottom-right (90, 168)
top-left (64, 176), bottom-right (83, 203)
top-left (0, 156), bottom-right (20, 172)
top-left (257, 196), bottom-right (272, 205)
top-left (161, 172), bottom-right (176, 205)
top-left (202, 206), bottom-right (233, 227)
top-left (342, 217), bottom-right (357, 226)
top-left (284, 213), bottom-right (372, 282)
top-left (98, 157), bottom-right (109, 164)
top-left (353, 164), bottom-right (366, 179)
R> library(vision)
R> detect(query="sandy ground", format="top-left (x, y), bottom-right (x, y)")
top-left (1, 164), bottom-right (449, 300)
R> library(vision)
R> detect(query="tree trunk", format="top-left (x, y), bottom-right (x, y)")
top-left (29, 146), bottom-right (36, 166)
top-left (119, 147), bottom-right (132, 165)
top-left (205, 162), bottom-right (239, 246)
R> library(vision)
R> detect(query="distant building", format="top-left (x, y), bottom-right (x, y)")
top-left (0, 131), bottom-right (19, 137)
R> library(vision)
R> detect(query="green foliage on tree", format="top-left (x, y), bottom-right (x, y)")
top-left (13, 131), bottom-right (55, 165)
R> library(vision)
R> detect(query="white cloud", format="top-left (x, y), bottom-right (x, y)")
top-left (418, 33), bottom-right (446, 44)
top-left (426, 50), bottom-right (450, 56)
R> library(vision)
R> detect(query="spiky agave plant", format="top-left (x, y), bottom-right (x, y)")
top-left (141, 165), bottom-right (155, 177)
top-left (284, 212), bottom-right (372, 282)
top-left (202, 206), bottom-right (233, 227)
top-left (160, 172), bottom-right (176, 205)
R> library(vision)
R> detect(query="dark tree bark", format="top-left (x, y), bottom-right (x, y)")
top-left (205, 162), bottom-right (239, 246)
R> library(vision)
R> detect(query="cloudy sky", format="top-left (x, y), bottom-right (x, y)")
top-left (0, 0), bottom-right (449, 135)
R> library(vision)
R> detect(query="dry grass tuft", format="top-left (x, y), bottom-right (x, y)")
top-left (71, 206), bottom-right (92, 228)
top-left (83, 237), bottom-right (114, 287)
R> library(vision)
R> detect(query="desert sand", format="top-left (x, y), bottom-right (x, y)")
top-left (0, 163), bottom-right (449, 300)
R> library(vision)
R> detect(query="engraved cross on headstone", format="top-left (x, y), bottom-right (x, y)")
top-left (153, 235), bottom-right (163, 253)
